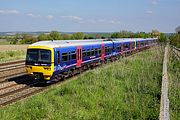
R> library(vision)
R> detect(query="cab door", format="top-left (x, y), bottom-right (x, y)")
top-left (76, 46), bottom-right (82, 67)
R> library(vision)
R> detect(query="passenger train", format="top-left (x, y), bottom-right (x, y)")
top-left (25, 38), bottom-right (158, 83)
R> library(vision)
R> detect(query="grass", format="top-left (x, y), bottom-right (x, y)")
top-left (0, 50), bottom-right (26, 63)
top-left (168, 50), bottom-right (180, 120)
top-left (0, 39), bottom-right (10, 45)
top-left (0, 44), bottom-right (28, 63)
top-left (0, 45), bottom-right (28, 51)
top-left (0, 46), bottom-right (164, 120)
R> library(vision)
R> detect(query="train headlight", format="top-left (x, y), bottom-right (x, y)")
top-left (44, 67), bottom-right (51, 71)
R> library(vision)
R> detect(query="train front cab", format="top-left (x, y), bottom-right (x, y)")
top-left (25, 46), bottom-right (54, 81)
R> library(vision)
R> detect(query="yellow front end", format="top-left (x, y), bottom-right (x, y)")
top-left (25, 46), bottom-right (54, 81)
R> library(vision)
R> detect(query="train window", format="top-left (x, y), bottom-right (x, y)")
top-left (140, 42), bottom-right (144, 46)
top-left (98, 49), bottom-right (101, 54)
top-left (57, 51), bottom-right (60, 64)
top-left (132, 43), bottom-right (135, 49)
top-left (124, 44), bottom-right (129, 50)
top-left (105, 47), bottom-right (108, 53)
top-left (82, 50), bottom-right (86, 57)
top-left (148, 41), bottom-right (151, 45)
top-left (95, 48), bottom-right (98, 55)
top-left (39, 50), bottom-right (51, 63)
top-left (26, 49), bottom-right (51, 63)
top-left (116, 46), bottom-right (120, 51)
top-left (108, 47), bottom-right (112, 53)
top-left (71, 51), bottom-right (76, 60)
top-left (87, 49), bottom-right (90, 56)
top-left (91, 49), bottom-right (95, 56)
top-left (62, 53), bottom-right (68, 61)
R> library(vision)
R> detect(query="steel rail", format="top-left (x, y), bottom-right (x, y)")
top-left (0, 60), bottom-right (25, 67)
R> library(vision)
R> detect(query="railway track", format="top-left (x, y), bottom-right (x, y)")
top-left (0, 60), bottom-right (26, 83)
top-left (0, 74), bottom-right (45, 107)
top-left (0, 60), bottom-right (25, 65)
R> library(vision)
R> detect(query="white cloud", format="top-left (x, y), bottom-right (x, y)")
top-left (26, 13), bottom-right (41, 18)
top-left (60, 15), bottom-right (83, 21)
top-left (110, 20), bottom-right (121, 24)
top-left (146, 10), bottom-right (153, 14)
top-left (47, 15), bottom-right (54, 19)
top-left (88, 19), bottom-right (120, 24)
top-left (0, 9), bottom-right (19, 14)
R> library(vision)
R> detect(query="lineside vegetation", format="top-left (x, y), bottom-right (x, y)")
top-left (0, 46), bottom-right (164, 119)
top-left (168, 49), bottom-right (180, 120)
top-left (0, 50), bottom-right (26, 63)
top-left (0, 45), bottom-right (27, 63)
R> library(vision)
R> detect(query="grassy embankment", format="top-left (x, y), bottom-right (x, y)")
top-left (168, 49), bottom-right (180, 120)
top-left (0, 45), bottom-right (28, 63)
top-left (0, 46), bottom-right (164, 119)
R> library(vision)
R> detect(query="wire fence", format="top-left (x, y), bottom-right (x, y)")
top-left (171, 45), bottom-right (180, 60)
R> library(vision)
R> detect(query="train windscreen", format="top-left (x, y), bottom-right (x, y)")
top-left (26, 49), bottom-right (51, 65)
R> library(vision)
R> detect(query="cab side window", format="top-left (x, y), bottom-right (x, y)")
top-left (57, 51), bottom-right (60, 64)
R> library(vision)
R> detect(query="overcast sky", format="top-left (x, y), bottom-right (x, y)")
top-left (0, 0), bottom-right (180, 33)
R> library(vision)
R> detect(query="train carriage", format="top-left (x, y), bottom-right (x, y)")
top-left (25, 38), bottom-right (158, 83)
top-left (26, 40), bottom-right (113, 82)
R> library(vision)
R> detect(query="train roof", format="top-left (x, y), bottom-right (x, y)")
top-left (29, 38), bottom-right (157, 48)
top-left (29, 39), bottom-right (111, 48)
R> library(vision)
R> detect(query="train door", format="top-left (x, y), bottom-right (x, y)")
top-left (101, 43), bottom-right (105, 60)
top-left (130, 42), bottom-right (132, 52)
top-left (121, 43), bottom-right (124, 54)
top-left (76, 46), bottom-right (82, 67)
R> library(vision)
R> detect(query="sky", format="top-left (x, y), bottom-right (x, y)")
top-left (0, 0), bottom-right (180, 33)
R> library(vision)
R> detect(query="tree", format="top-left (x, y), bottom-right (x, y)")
top-left (151, 29), bottom-right (160, 38)
top-left (62, 34), bottom-right (71, 40)
top-left (158, 33), bottom-right (167, 43)
top-left (111, 32), bottom-right (121, 38)
top-left (37, 34), bottom-right (48, 41)
top-left (169, 34), bottom-right (180, 48)
top-left (120, 30), bottom-right (132, 38)
top-left (71, 32), bottom-right (84, 40)
top-left (9, 34), bottom-right (21, 44)
top-left (88, 36), bottom-right (94, 39)
top-left (48, 31), bottom-right (62, 40)
top-left (20, 34), bottom-right (37, 44)
top-left (95, 34), bottom-right (102, 39)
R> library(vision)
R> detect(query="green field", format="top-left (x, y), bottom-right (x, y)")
top-left (0, 39), bottom-right (10, 45)
top-left (0, 45), bottom-right (28, 63)
top-left (0, 50), bottom-right (26, 63)
top-left (168, 51), bottom-right (180, 120)
top-left (0, 46), bottom-right (164, 119)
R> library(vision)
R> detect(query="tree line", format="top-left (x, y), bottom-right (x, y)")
top-left (3, 30), bottom-right (179, 48)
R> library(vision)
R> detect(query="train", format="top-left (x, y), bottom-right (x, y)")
top-left (25, 38), bottom-right (158, 83)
